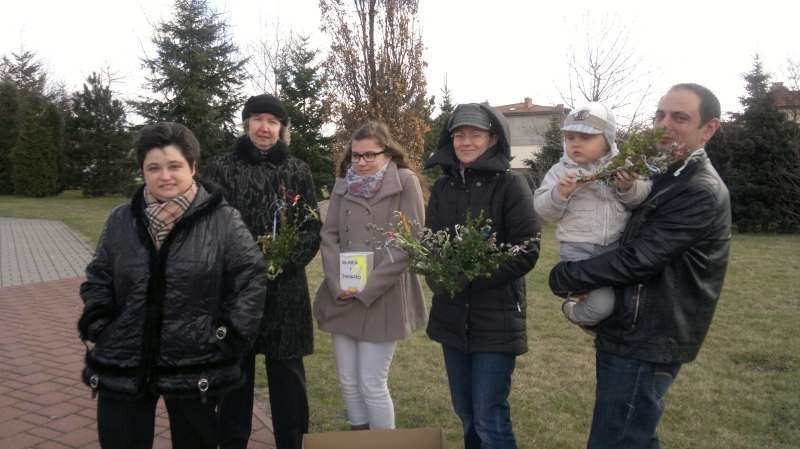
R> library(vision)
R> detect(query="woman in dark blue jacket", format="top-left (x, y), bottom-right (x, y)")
top-left (78, 122), bottom-right (266, 449)
top-left (424, 104), bottom-right (540, 449)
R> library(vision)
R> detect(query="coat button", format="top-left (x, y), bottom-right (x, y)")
top-left (215, 326), bottom-right (227, 340)
top-left (347, 240), bottom-right (352, 246)
top-left (366, 210), bottom-right (371, 215)
top-left (345, 225), bottom-right (350, 232)
top-left (345, 209), bottom-right (351, 215)
top-left (475, 181), bottom-right (482, 187)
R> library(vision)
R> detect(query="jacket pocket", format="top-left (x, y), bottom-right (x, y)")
top-left (614, 283), bottom-right (643, 331)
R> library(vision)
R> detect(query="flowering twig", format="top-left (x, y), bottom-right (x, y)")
top-left (256, 190), bottom-right (318, 281)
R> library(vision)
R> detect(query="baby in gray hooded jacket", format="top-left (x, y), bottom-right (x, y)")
top-left (534, 103), bottom-right (651, 328)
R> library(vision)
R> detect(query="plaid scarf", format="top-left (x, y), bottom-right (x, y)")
top-left (143, 182), bottom-right (198, 249)
top-left (345, 162), bottom-right (389, 198)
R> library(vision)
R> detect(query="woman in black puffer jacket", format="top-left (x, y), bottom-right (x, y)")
top-left (77, 122), bottom-right (266, 449)
top-left (425, 104), bottom-right (540, 449)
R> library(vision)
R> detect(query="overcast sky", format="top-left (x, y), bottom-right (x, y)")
top-left (3, 0), bottom-right (798, 123)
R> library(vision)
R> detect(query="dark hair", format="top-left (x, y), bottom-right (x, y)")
top-left (134, 122), bottom-right (200, 169)
top-left (337, 121), bottom-right (413, 178)
top-left (670, 83), bottom-right (721, 126)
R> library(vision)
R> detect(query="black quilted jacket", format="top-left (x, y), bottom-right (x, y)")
top-left (424, 104), bottom-right (541, 355)
top-left (203, 137), bottom-right (321, 359)
top-left (78, 182), bottom-right (267, 400)
top-left (550, 153), bottom-right (731, 364)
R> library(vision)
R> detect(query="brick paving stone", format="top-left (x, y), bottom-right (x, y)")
top-left (24, 381), bottom-right (65, 395)
top-left (152, 436), bottom-right (172, 449)
top-left (46, 415), bottom-right (94, 433)
top-left (0, 418), bottom-right (35, 438)
top-left (18, 372), bottom-right (55, 385)
top-left (28, 425), bottom-right (64, 440)
top-left (78, 443), bottom-right (101, 449)
top-left (35, 441), bottom-right (74, 449)
top-left (37, 402), bottom-right (82, 419)
top-left (0, 394), bottom-right (19, 409)
top-left (7, 389), bottom-right (39, 401)
top-left (0, 432), bottom-right (45, 449)
top-left (0, 406), bottom-right (29, 423)
top-left (58, 427), bottom-right (98, 448)
top-left (18, 413), bottom-right (52, 426)
top-left (29, 392), bottom-right (75, 406)
top-left (13, 400), bottom-right (45, 412)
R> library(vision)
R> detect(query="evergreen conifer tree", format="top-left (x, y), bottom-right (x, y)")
top-left (422, 81), bottom-right (454, 183)
top-left (65, 72), bottom-right (133, 196)
top-left (277, 36), bottom-right (334, 197)
top-left (727, 56), bottom-right (800, 232)
top-left (0, 50), bottom-right (47, 95)
top-left (132, 0), bottom-right (247, 163)
top-left (11, 95), bottom-right (63, 197)
top-left (0, 81), bottom-right (18, 193)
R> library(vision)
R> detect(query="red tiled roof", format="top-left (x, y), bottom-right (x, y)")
top-left (771, 83), bottom-right (800, 108)
top-left (492, 98), bottom-right (568, 116)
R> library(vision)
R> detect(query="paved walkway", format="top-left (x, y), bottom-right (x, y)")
top-left (0, 218), bottom-right (92, 288)
top-left (0, 217), bottom-right (275, 448)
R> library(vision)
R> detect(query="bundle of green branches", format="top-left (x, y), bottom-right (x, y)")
top-left (577, 128), bottom-right (677, 183)
top-left (384, 211), bottom-right (537, 298)
top-left (256, 194), bottom-right (318, 281)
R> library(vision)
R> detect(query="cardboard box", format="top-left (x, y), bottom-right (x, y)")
top-left (339, 251), bottom-right (374, 292)
top-left (303, 427), bottom-right (446, 449)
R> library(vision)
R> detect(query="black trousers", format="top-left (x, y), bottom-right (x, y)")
top-left (218, 353), bottom-right (309, 449)
top-left (97, 392), bottom-right (218, 449)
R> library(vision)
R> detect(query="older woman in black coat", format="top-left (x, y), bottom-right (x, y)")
top-left (78, 122), bottom-right (266, 449)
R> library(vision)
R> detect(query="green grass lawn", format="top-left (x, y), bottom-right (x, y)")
top-left (0, 190), bottom-right (127, 246)
top-left (2, 191), bottom-right (798, 448)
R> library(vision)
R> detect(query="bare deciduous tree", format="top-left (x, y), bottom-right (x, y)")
top-left (787, 58), bottom-right (800, 91)
top-left (246, 18), bottom-right (292, 96)
top-left (558, 14), bottom-right (653, 132)
top-left (319, 0), bottom-right (430, 168)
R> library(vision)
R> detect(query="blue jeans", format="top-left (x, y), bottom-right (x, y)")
top-left (442, 346), bottom-right (517, 449)
top-left (588, 351), bottom-right (682, 449)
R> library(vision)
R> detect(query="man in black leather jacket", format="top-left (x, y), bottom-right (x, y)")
top-left (549, 83), bottom-right (731, 449)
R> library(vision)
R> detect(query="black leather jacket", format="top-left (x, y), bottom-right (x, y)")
top-left (424, 104), bottom-right (541, 355)
top-left (78, 182), bottom-right (266, 399)
top-left (550, 152), bottom-right (731, 364)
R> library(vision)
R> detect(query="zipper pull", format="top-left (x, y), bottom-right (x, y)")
top-left (516, 302), bottom-right (521, 313)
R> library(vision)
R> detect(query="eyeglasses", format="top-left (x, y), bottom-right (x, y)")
top-left (351, 150), bottom-right (386, 162)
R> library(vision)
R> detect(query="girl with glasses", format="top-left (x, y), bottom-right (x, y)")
top-left (313, 121), bottom-right (427, 431)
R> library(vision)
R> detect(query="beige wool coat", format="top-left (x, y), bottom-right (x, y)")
top-left (313, 161), bottom-right (427, 342)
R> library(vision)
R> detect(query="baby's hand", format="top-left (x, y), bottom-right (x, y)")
top-left (556, 172), bottom-right (578, 200)
top-left (614, 170), bottom-right (635, 192)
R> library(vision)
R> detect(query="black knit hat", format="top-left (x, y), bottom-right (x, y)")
top-left (241, 94), bottom-right (288, 124)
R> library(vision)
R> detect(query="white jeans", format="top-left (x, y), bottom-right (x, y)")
top-left (332, 334), bottom-right (397, 429)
